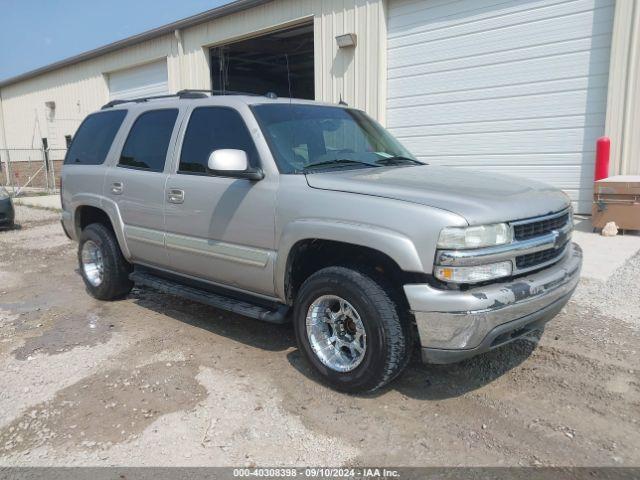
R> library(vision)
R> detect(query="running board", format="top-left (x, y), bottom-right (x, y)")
top-left (129, 271), bottom-right (289, 324)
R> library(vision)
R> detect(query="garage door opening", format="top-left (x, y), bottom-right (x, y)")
top-left (210, 23), bottom-right (314, 99)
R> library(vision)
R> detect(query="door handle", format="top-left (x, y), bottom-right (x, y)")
top-left (167, 188), bottom-right (185, 204)
top-left (111, 182), bottom-right (123, 195)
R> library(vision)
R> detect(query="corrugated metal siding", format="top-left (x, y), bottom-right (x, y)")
top-left (386, 0), bottom-right (615, 214)
top-left (618, 0), bottom-right (640, 175)
top-left (178, 0), bottom-right (386, 118)
top-left (604, 0), bottom-right (640, 177)
top-left (0, 0), bottom-right (386, 150)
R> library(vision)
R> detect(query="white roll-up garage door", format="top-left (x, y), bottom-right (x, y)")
top-left (108, 60), bottom-right (169, 101)
top-left (386, 0), bottom-right (615, 213)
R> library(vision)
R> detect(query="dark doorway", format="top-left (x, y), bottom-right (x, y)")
top-left (210, 23), bottom-right (314, 99)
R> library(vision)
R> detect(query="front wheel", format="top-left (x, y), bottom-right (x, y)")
top-left (293, 266), bottom-right (411, 393)
top-left (78, 223), bottom-right (133, 300)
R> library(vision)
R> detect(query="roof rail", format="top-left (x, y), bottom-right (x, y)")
top-left (178, 89), bottom-right (262, 97)
top-left (101, 93), bottom-right (183, 109)
top-left (101, 89), bottom-right (272, 109)
top-left (101, 90), bottom-right (210, 109)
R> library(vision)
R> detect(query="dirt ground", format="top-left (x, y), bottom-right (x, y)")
top-left (0, 205), bottom-right (638, 467)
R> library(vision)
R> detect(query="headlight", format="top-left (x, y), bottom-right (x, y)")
top-left (434, 261), bottom-right (512, 283)
top-left (437, 223), bottom-right (512, 249)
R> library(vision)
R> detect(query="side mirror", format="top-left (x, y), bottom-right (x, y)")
top-left (207, 149), bottom-right (264, 181)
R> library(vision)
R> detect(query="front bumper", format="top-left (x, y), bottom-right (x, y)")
top-left (404, 242), bottom-right (582, 364)
top-left (0, 197), bottom-right (14, 226)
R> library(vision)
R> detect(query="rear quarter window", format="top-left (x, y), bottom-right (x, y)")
top-left (64, 110), bottom-right (127, 165)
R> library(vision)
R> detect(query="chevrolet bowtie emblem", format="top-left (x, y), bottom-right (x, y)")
top-left (552, 229), bottom-right (568, 248)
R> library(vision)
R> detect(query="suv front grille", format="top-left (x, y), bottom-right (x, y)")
top-left (515, 243), bottom-right (567, 269)
top-left (513, 212), bottom-right (569, 241)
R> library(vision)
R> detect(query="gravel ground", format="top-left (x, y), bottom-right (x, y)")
top-left (573, 252), bottom-right (640, 328)
top-left (0, 206), bottom-right (639, 466)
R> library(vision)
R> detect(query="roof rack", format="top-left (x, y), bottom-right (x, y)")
top-left (101, 90), bottom-right (208, 109)
top-left (101, 89), bottom-right (269, 109)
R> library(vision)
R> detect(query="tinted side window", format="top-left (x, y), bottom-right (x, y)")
top-left (119, 109), bottom-right (178, 172)
top-left (179, 107), bottom-right (258, 174)
top-left (64, 110), bottom-right (127, 165)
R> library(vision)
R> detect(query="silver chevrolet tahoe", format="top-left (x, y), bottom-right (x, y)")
top-left (61, 91), bottom-right (582, 393)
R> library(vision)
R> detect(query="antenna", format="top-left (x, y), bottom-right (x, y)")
top-left (284, 53), bottom-right (297, 171)
top-left (338, 94), bottom-right (348, 106)
top-left (285, 53), bottom-right (292, 100)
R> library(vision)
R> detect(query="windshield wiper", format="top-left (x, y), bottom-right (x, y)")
top-left (303, 159), bottom-right (379, 172)
top-left (374, 155), bottom-right (424, 166)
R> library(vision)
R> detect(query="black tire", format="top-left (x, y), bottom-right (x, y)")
top-left (78, 223), bottom-right (133, 300)
top-left (293, 266), bottom-right (411, 393)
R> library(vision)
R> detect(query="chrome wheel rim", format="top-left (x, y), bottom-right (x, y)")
top-left (306, 295), bottom-right (367, 372)
top-left (81, 240), bottom-right (104, 287)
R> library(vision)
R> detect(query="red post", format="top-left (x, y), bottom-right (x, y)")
top-left (594, 136), bottom-right (610, 181)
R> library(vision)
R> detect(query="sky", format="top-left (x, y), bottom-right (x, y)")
top-left (0, 0), bottom-right (233, 82)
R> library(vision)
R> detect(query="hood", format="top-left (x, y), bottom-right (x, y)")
top-left (305, 165), bottom-right (569, 225)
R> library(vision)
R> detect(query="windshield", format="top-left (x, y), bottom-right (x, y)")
top-left (251, 104), bottom-right (420, 173)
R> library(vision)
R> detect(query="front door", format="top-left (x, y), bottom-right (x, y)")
top-left (164, 106), bottom-right (278, 297)
top-left (104, 108), bottom-right (179, 267)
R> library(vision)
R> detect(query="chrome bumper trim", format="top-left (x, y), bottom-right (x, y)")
top-left (405, 242), bottom-right (582, 351)
top-left (420, 292), bottom-right (569, 364)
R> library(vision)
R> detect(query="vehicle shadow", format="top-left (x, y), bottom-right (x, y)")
top-left (392, 338), bottom-right (538, 400)
top-left (131, 290), bottom-right (296, 353)
top-left (129, 287), bottom-right (538, 399)
top-left (286, 334), bottom-right (539, 400)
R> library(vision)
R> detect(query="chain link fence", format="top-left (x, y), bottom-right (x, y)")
top-left (0, 148), bottom-right (65, 195)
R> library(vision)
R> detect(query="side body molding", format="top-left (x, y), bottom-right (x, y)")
top-left (275, 218), bottom-right (424, 300)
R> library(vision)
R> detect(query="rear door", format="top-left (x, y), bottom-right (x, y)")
top-left (104, 108), bottom-right (180, 267)
top-left (163, 106), bottom-right (278, 297)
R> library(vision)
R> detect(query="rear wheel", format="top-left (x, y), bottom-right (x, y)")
top-left (78, 223), bottom-right (133, 300)
top-left (293, 266), bottom-right (411, 393)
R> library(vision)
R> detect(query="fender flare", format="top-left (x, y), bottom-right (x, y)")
top-left (72, 195), bottom-right (132, 260)
top-left (275, 218), bottom-right (424, 300)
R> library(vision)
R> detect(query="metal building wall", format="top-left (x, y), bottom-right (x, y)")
top-left (2, 0), bottom-right (635, 176)
top-left (605, 0), bottom-right (640, 176)
top-left (0, 0), bottom-right (386, 150)
top-left (0, 33), bottom-right (175, 149)
top-left (175, 0), bottom-right (387, 121)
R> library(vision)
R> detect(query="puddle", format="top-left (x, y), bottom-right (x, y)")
top-left (12, 310), bottom-right (117, 360)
